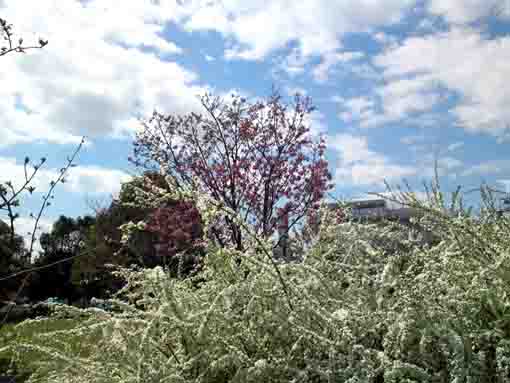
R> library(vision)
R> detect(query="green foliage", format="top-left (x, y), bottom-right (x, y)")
top-left (7, 178), bottom-right (510, 382)
top-left (0, 219), bottom-right (25, 268)
top-left (23, 215), bottom-right (95, 303)
top-left (0, 219), bottom-right (27, 303)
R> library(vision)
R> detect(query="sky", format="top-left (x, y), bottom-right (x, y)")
top-left (1, 0), bottom-right (510, 247)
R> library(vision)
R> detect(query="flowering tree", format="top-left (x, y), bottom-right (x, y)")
top-left (116, 172), bottom-right (204, 260)
top-left (130, 91), bottom-right (332, 250)
top-left (146, 202), bottom-right (203, 258)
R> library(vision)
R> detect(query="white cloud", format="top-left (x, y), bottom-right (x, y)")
top-left (182, 0), bottom-right (415, 60)
top-left (447, 141), bottom-right (464, 152)
top-left (13, 216), bottom-right (54, 255)
top-left (65, 166), bottom-right (132, 195)
top-left (334, 74), bottom-right (444, 128)
top-left (413, 149), bottom-right (465, 179)
top-left (0, 156), bottom-right (132, 196)
top-left (376, 76), bottom-right (441, 121)
top-left (330, 134), bottom-right (463, 187)
top-left (496, 179), bottom-right (510, 193)
top-left (312, 51), bottom-right (365, 83)
top-left (284, 86), bottom-right (308, 97)
top-left (374, 27), bottom-right (510, 139)
top-left (335, 96), bottom-right (377, 123)
top-left (0, 156), bottom-right (56, 191)
top-left (436, 156), bottom-right (464, 172)
top-left (0, 0), bottom-right (207, 147)
top-left (306, 110), bottom-right (328, 137)
top-left (331, 134), bottom-right (417, 186)
top-left (462, 160), bottom-right (510, 177)
top-left (400, 134), bottom-right (425, 145)
top-left (373, 32), bottom-right (399, 46)
top-left (496, 133), bottom-right (510, 144)
top-left (416, 17), bottom-right (438, 32)
top-left (428, 0), bottom-right (510, 24)
top-left (274, 48), bottom-right (309, 77)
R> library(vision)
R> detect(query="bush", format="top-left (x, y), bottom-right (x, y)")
top-left (6, 179), bottom-right (510, 382)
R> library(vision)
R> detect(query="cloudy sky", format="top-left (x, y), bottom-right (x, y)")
top-left (1, 0), bottom-right (510, 243)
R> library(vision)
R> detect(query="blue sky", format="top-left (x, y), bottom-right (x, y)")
top-left (1, 0), bottom-right (510, 243)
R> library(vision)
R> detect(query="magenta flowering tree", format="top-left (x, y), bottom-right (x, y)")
top-left (130, 90), bottom-right (333, 250)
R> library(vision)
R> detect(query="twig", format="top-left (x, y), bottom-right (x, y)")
top-left (27, 138), bottom-right (85, 261)
top-left (0, 17), bottom-right (48, 57)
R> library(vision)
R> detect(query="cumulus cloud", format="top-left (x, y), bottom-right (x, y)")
top-left (462, 160), bottom-right (510, 177)
top-left (65, 166), bottom-right (133, 195)
top-left (182, 0), bottom-right (415, 60)
top-left (373, 32), bottom-right (399, 46)
top-left (374, 76), bottom-right (441, 125)
top-left (306, 110), bottom-right (329, 137)
top-left (312, 51), bottom-right (365, 83)
top-left (330, 134), bottom-right (417, 186)
top-left (273, 48), bottom-right (310, 77)
top-left (0, 0), bottom-right (207, 147)
top-left (373, 27), bottom-right (510, 139)
top-left (334, 96), bottom-right (377, 124)
top-left (0, 156), bottom-right (132, 195)
top-left (428, 0), bottom-right (510, 24)
top-left (340, 78), bottom-right (444, 129)
top-left (330, 133), bottom-right (465, 187)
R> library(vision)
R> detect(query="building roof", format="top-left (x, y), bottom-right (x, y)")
top-left (326, 198), bottom-right (386, 210)
top-left (327, 198), bottom-right (421, 223)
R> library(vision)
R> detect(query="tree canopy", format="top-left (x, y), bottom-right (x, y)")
top-left (131, 91), bottom-right (332, 251)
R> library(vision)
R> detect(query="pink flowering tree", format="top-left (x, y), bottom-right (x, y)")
top-left (130, 90), bottom-right (333, 250)
top-left (146, 201), bottom-right (204, 258)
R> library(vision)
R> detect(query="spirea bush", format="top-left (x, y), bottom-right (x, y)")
top-left (7, 181), bottom-right (510, 382)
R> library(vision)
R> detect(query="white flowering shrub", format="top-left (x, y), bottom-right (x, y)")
top-left (7, 178), bottom-right (510, 382)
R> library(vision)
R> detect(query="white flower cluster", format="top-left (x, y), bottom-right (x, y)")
top-left (8, 184), bottom-right (510, 382)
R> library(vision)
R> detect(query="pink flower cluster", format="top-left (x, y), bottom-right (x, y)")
top-left (146, 201), bottom-right (204, 257)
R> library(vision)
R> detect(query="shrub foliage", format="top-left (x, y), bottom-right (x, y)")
top-left (6, 177), bottom-right (510, 383)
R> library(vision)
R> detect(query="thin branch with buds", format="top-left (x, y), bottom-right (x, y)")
top-left (0, 138), bottom-right (85, 330)
top-left (0, 17), bottom-right (48, 57)
top-left (26, 138), bottom-right (85, 262)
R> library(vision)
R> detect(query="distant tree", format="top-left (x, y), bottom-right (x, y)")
top-left (0, 219), bottom-right (25, 268)
top-left (0, 220), bottom-right (26, 303)
top-left (39, 215), bottom-right (95, 256)
top-left (27, 215), bottom-right (95, 302)
top-left (82, 172), bottom-right (204, 279)
top-left (131, 90), bottom-right (332, 251)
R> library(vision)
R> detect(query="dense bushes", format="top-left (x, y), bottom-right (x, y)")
top-left (5, 182), bottom-right (510, 382)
